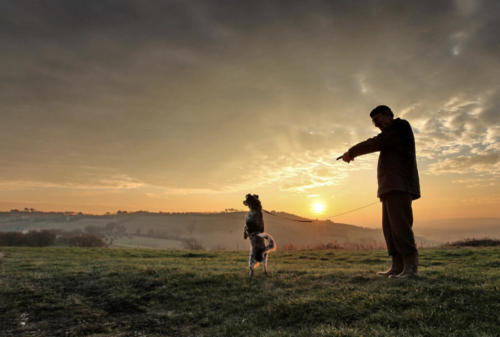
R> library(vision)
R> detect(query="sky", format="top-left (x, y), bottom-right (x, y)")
top-left (0, 0), bottom-right (499, 227)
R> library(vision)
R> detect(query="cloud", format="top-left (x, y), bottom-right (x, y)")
top-left (406, 89), bottom-right (500, 178)
top-left (0, 0), bottom-right (499, 198)
top-left (0, 174), bottom-right (144, 191)
top-left (452, 177), bottom-right (496, 188)
top-left (428, 152), bottom-right (500, 175)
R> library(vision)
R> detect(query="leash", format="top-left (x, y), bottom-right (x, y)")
top-left (263, 209), bottom-right (313, 222)
top-left (328, 201), bottom-right (379, 218)
top-left (262, 200), bottom-right (379, 222)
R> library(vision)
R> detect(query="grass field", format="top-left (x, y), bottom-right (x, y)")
top-left (0, 247), bottom-right (499, 337)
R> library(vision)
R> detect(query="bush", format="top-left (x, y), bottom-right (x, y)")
top-left (444, 238), bottom-right (500, 247)
top-left (63, 233), bottom-right (107, 247)
top-left (26, 231), bottom-right (56, 246)
top-left (0, 231), bottom-right (56, 247)
top-left (0, 230), bottom-right (106, 248)
top-left (0, 232), bottom-right (25, 246)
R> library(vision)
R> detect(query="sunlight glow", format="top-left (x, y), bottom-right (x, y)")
top-left (311, 201), bottom-right (325, 214)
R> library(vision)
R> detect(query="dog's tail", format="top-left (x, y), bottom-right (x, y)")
top-left (258, 233), bottom-right (276, 252)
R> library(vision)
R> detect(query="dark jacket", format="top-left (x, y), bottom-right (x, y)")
top-left (348, 118), bottom-right (421, 200)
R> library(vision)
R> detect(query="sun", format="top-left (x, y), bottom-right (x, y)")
top-left (311, 201), bottom-right (325, 214)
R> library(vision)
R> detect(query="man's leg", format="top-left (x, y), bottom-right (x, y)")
top-left (382, 199), bottom-right (398, 255)
top-left (384, 193), bottom-right (417, 256)
top-left (384, 193), bottom-right (418, 278)
top-left (377, 199), bottom-right (404, 276)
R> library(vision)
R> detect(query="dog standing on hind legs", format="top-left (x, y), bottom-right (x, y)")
top-left (243, 194), bottom-right (277, 277)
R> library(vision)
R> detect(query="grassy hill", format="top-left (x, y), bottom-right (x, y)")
top-left (0, 211), bottom-right (438, 250)
top-left (0, 246), bottom-right (499, 336)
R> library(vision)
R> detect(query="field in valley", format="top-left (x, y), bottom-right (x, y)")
top-left (0, 246), bottom-right (499, 337)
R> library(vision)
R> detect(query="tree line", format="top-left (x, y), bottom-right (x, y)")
top-left (0, 230), bottom-right (106, 247)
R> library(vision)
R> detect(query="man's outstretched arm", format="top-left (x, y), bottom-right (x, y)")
top-left (339, 134), bottom-right (383, 163)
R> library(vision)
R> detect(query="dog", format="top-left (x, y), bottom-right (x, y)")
top-left (243, 194), bottom-right (276, 277)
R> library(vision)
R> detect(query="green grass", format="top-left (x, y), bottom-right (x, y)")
top-left (0, 247), bottom-right (499, 337)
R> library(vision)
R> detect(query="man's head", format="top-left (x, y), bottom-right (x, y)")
top-left (370, 105), bottom-right (394, 130)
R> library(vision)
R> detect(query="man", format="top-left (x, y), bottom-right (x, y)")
top-left (339, 105), bottom-right (420, 278)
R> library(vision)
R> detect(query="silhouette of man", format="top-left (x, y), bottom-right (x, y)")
top-left (339, 105), bottom-right (420, 278)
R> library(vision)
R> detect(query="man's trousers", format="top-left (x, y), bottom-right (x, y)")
top-left (381, 192), bottom-right (417, 256)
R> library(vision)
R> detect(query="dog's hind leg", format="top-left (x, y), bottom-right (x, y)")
top-left (249, 253), bottom-right (255, 277)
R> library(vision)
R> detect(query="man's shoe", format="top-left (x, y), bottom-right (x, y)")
top-left (390, 251), bottom-right (418, 279)
top-left (377, 254), bottom-right (403, 276)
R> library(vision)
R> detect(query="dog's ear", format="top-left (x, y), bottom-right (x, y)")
top-left (253, 194), bottom-right (259, 199)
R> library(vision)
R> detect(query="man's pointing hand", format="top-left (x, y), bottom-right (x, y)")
top-left (337, 152), bottom-right (354, 163)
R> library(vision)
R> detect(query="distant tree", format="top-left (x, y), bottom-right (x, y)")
top-left (85, 225), bottom-right (102, 235)
top-left (187, 222), bottom-right (196, 235)
top-left (104, 222), bottom-right (126, 238)
top-left (116, 224), bottom-right (126, 235)
top-left (47, 229), bottom-right (64, 237)
top-left (183, 238), bottom-right (204, 250)
top-left (65, 233), bottom-right (106, 247)
top-left (105, 222), bottom-right (117, 232)
top-left (56, 229), bottom-right (83, 244)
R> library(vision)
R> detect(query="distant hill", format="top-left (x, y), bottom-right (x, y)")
top-left (0, 210), bottom-right (437, 250)
top-left (415, 217), bottom-right (500, 243)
